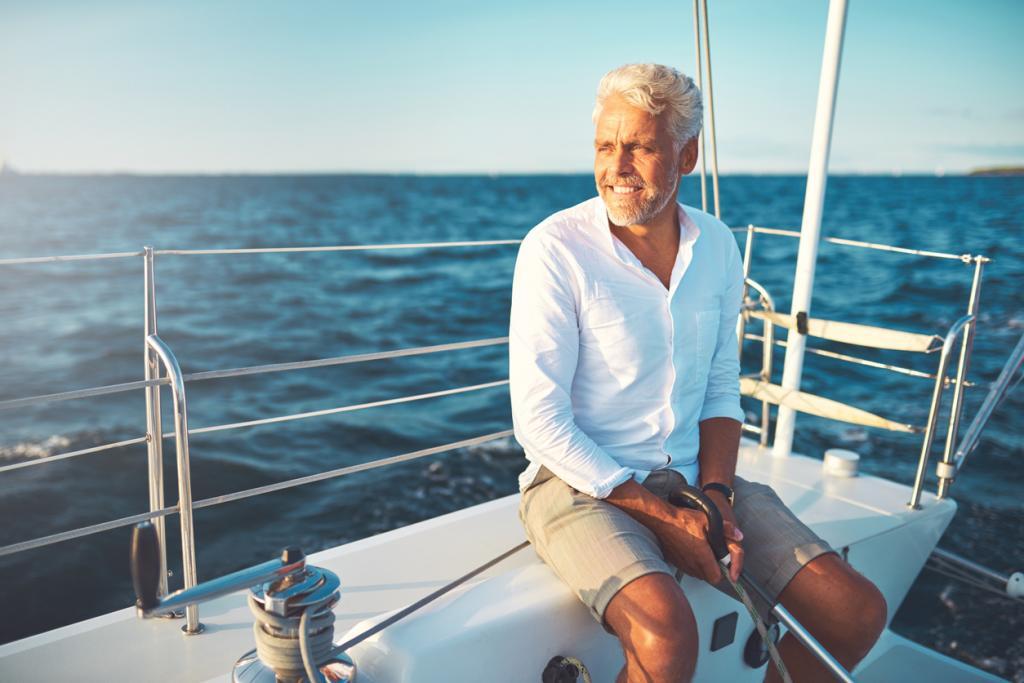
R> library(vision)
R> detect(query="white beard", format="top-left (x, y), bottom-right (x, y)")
top-left (599, 166), bottom-right (680, 227)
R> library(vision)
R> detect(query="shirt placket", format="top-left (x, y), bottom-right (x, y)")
top-left (661, 289), bottom-right (676, 469)
top-left (615, 246), bottom-right (677, 471)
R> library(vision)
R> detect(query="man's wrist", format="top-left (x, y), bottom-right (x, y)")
top-left (701, 482), bottom-right (735, 507)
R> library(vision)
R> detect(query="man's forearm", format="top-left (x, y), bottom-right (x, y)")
top-left (606, 416), bottom-right (741, 526)
top-left (697, 417), bottom-right (741, 487)
top-left (605, 477), bottom-right (678, 531)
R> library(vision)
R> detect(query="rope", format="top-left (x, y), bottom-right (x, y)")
top-left (249, 593), bottom-right (335, 682)
top-left (722, 567), bottom-right (792, 683)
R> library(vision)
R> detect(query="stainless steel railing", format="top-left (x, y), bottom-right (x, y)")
top-left (739, 279), bottom-right (977, 508)
top-left (907, 315), bottom-right (974, 509)
top-left (734, 224), bottom-right (988, 495)
top-left (145, 334), bottom-right (201, 632)
top-left (0, 239), bottom-right (520, 631)
top-left (0, 229), bottom-right (991, 632)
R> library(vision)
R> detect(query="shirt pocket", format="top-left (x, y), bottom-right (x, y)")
top-left (680, 308), bottom-right (721, 389)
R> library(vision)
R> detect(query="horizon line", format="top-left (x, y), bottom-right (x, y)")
top-left (0, 168), bottom-right (1009, 178)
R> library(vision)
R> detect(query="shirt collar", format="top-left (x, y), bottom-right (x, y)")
top-left (591, 196), bottom-right (702, 266)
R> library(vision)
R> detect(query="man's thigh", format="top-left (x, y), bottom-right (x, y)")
top-left (519, 474), bottom-right (676, 628)
top-left (729, 476), bottom-right (835, 615)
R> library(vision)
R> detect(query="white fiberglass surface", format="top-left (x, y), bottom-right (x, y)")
top-left (0, 443), bottom-right (951, 682)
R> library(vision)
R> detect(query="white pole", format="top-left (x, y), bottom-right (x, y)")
top-left (772, 0), bottom-right (849, 458)
top-left (700, 0), bottom-right (722, 218)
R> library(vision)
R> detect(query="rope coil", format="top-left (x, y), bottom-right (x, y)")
top-left (249, 594), bottom-right (336, 679)
top-left (247, 565), bottom-right (342, 682)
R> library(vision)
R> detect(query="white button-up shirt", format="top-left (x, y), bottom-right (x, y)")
top-left (510, 196), bottom-right (745, 498)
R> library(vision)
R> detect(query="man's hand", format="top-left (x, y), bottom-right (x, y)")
top-left (705, 489), bottom-right (744, 582)
top-left (651, 506), bottom-right (725, 584)
top-left (606, 477), bottom-right (742, 585)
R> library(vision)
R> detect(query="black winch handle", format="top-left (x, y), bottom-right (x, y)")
top-left (667, 485), bottom-right (730, 564)
top-left (130, 521), bottom-right (161, 610)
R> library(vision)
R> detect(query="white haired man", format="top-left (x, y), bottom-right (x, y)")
top-left (511, 63), bottom-right (887, 682)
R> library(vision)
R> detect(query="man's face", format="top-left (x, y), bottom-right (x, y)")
top-left (593, 94), bottom-right (692, 227)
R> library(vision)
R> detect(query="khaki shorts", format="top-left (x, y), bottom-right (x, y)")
top-left (519, 468), bottom-right (833, 628)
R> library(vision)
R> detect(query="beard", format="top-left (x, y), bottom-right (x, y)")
top-left (598, 167), bottom-right (680, 227)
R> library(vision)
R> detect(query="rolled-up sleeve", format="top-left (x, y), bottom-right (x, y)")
top-left (509, 233), bottom-right (633, 498)
top-left (699, 233), bottom-right (746, 423)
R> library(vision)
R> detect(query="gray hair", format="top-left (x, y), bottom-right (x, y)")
top-left (592, 63), bottom-right (703, 149)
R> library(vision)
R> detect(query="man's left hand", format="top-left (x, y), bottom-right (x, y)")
top-left (705, 490), bottom-right (743, 582)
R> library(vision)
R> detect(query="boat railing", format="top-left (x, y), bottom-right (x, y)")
top-left (733, 225), bottom-right (988, 509)
top-left (0, 240), bottom-right (519, 630)
top-left (0, 228), bottom-right (990, 630)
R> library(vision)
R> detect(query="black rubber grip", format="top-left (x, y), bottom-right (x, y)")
top-left (130, 521), bottom-right (161, 610)
top-left (667, 485), bottom-right (730, 562)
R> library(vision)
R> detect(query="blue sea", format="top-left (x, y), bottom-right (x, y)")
top-left (0, 174), bottom-right (1021, 677)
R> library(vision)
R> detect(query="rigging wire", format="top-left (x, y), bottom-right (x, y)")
top-left (699, 0), bottom-right (722, 218)
top-left (692, 0), bottom-right (708, 213)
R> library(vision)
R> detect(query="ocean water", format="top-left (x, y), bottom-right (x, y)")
top-left (0, 174), bottom-right (1021, 677)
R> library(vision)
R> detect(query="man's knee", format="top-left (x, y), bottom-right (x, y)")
top-left (630, 622), bottom-right (698, 682)
top-left (792, 555), bottom-right (888, 662)
top-left (833, 575), bottom-right (887, 659)
top-left (605, 573), bottom-right (699, 682)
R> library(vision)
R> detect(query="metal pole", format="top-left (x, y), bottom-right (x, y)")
top-left (761, 316), bottom-right (774, 448)
top-left (142, 247), bottom-right (169, 599)
top-left (736, 226), bottom-right (755, 358)
top-left (909, 315), bottom-right (973, 509)
top-left (146, 334), bottom-right (203, 634)
top-left (771, 603), bottom-right (856, 683)
top-left (692, 0), bottom-right (708, 213)
top-left (772, 0), bottom-right (849, 458)
top-left (700, 0), bottom-right (721, 218)
top-left (747, 280), bottom-right (775, 448)
top-left (936, 257), bottom-right (984, 498)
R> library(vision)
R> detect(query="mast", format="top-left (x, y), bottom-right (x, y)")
top-left (771, 0), bottom-right (850, 458)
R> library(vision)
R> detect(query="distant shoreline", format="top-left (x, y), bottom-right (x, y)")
top-left (968, 166), bottom-right (1024, 177)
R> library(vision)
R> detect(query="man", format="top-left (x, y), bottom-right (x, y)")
top-left (510, 63), bottom-right (887, 682)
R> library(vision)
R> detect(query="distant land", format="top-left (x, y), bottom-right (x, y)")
top-left (968, 166), bottom-right (1024, 177)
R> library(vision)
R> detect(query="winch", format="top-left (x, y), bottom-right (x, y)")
top-left (130, 521), bottom-right (356, 682)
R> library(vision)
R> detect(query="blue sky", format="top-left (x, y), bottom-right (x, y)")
top-left (1, 0), bottom-right (1021, 174)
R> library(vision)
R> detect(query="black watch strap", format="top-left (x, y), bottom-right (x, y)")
top-left (701, 482), bottom-right (735, 507)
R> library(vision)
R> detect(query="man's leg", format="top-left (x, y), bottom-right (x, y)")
top-left (520, 471), bottom-right (698, 683)
top-left (765, 554), bottom-right (887, 682)
top-left (604, 573), bottom-right (698, 683)
top-left (727, 478), bottom-right (887, 681)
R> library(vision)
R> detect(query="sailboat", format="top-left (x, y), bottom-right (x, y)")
top-left (1, 1), bottom-right (1021, 681)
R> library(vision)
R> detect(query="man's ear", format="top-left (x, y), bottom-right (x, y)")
top-left (679, 136), bottom-right (699, 175)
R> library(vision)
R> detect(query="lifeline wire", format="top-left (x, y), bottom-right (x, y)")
top-left (330, 540), bottom-right (531, 656)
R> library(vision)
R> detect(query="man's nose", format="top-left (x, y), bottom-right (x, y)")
top-left (611, 147), bottom-right (634, 175)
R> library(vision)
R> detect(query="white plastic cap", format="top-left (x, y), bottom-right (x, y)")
top-left (1008, 572), bottom-right (1024, 599)
top-left (823, 448), bottom-right (860, 478)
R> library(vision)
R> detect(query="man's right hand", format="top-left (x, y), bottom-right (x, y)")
top-left (652, 506), bottom-right (723, 584)
top-left (606, 477), bottom-right (723, 584)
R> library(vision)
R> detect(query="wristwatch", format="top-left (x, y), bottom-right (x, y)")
top-left (701, 482), bottom-right (735, 507)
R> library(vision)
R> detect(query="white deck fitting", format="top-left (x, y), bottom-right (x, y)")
top-left (0, 440), bottom-right (972, 682)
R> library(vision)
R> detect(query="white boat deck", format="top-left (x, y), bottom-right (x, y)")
top-left (0, 440), bottom-right (973, 682)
